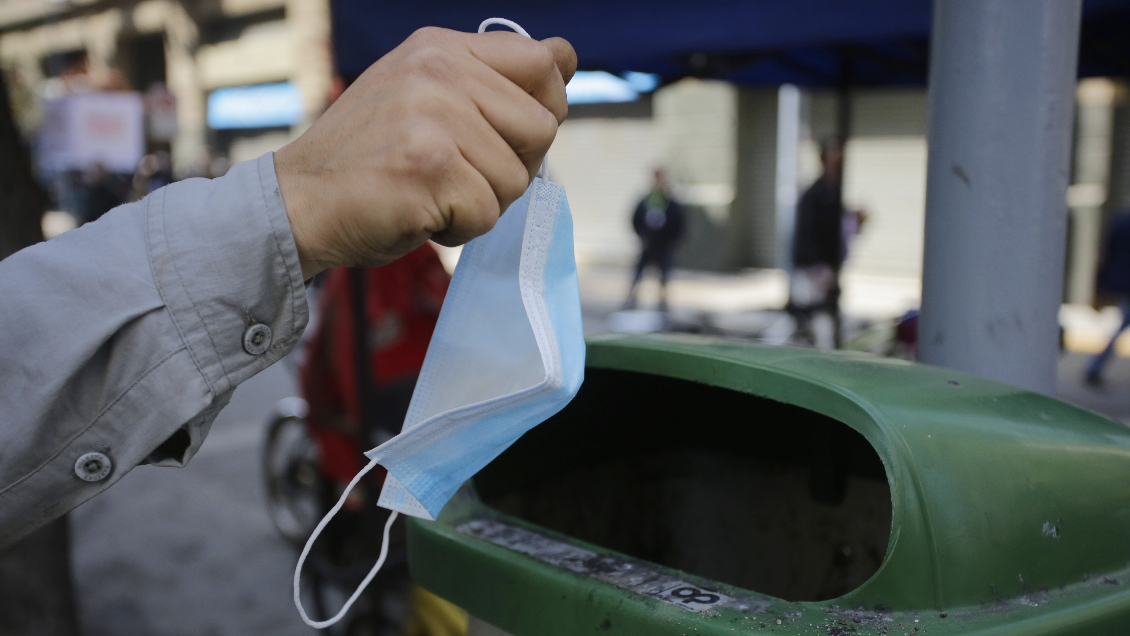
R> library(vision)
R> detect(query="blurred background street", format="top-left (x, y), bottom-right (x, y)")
top-left (5, 0), bottom-right (1130, 633)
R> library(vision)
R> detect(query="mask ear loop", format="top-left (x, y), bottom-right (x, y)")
top-left (478, 17), bottom-right (529, 37)
top-left (293, 457), bottom-right (398, 629)
top-left (479, 18), bottom-right (550, 181)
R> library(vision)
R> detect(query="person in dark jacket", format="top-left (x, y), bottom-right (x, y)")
top-left (1086, 212), bottom-right (1130, 384)
top-left (82, 163), bottom-right (124, 224)
top-left (793, 140), bottom-right (845, 273)
top-left (624, 168), bottom-right (685, 312)
top-left (789, 138), bottom-right (864, 348)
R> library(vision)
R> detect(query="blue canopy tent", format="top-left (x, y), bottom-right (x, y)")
top-left (330, 0), bottom-right (1130, 89)
top-left (327, 0), bottom-right (1130, 398)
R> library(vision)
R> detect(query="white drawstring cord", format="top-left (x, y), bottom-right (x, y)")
top-left (479, 18), bottom-right (550, 181)
top-left (478, 17), bottom-right (530, 37)
top-left (293, 457), bottom-right (399, 629)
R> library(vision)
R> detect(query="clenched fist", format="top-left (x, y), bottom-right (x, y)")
top-left (274, 27), bottom-right (577, 280)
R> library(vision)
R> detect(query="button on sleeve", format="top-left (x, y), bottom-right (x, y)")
top-left (147, 152), bottom-right (308, 395)
top-left (243, 323), bottom-right (273, 355)
top-left (74, 452), bottom-right (112, 482)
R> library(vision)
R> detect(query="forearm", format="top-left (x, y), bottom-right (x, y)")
top-left (0, 153), bottom-right (308, 547)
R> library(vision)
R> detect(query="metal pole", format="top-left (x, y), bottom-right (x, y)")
top-left (919, 0), bottom-right (1081, 394)
top-left (775, 84), bottom-right (800, 270)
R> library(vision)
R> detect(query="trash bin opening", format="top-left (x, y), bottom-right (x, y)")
top-left (475, 368), bottom-right (893, 603)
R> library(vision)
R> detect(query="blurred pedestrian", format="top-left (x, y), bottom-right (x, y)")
top-left (149, 150), bottom-right (173, 191)
top-left (130, 154), bottom-right (155, 201)
top-left (624, 168), bottom-right (685, 312)
top-left (81, 163), bottom-right (123, 224)
top-left (129, 151), bottom-right (175, 202)
top-left (789, 138), bottom-right (864, 348)
top-left (209, 155), bottom-right (231, 178)
top-left (1085, 211), bottom-right (1130, 385)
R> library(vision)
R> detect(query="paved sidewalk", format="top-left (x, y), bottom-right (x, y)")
top-left (71, 360), bottom-right (317, 636)
top-left (1055, 351), bottom-right (1130, 423)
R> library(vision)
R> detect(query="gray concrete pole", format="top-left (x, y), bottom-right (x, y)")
top-left (919, 0), bottom-right (1081, 394)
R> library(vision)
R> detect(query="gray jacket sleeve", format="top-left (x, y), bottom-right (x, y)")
top-left (0, 153), bottom-right (308, 547)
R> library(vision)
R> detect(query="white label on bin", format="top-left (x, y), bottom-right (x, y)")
top-left (457, 518), bottom-right (731, 613)
top-left (640, 581), bottom-right (730, 612)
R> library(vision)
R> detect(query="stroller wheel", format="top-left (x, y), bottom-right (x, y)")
top-left (262, 398), bottom-right (322, 544)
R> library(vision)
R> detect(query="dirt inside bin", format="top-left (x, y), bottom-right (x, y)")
top-left (474, 368), bottom-right (893, 602)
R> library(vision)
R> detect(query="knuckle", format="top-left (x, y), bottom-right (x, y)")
top-left (409, 26), bottom-right (445, 45)
top-left (530, 42), bottom-right (556, 76)
top-left (530, 106), bottom-right (559, 150)
top-left (470, 210), bottom-right (499, 237)
top-left (459, 190), bottom-right (501, 237)
top-left (407, 203), bottom-right (447, 237)
top-left (477, 200), bottom-right (503, 232)
top-left (402, 126), bottom-right (457, 177)
top-left (407, 45), bottom-right (457, 82)
top-left (552, 99), bottom-right (569, 124)
top-left (502, 162), bottom-right (531, 202)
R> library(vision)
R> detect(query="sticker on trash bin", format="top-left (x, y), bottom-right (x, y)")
top-left (457, 518), bottom-right (732, 612)
top-left (641, 582), bottom-right (729, 611)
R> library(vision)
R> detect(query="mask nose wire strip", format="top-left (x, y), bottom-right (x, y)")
top-left (293, 457), bottom-right (399, 629)
top-left (479, 18), bottom-right (550, 181)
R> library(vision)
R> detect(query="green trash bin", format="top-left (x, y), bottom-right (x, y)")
top-left (407, 333), bottom-right (1130, 635)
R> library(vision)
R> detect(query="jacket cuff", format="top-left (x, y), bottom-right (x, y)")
top-left (146, 152), bottom-right (309, 397)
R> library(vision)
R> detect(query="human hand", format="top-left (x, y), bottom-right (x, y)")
top-left (275, 28), bottom-right (577, 280)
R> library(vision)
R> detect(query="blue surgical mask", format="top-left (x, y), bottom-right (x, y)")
top-left (293, 31), bottom-right (584, 621)
top-left (372, 170), bottom-right (585, 521)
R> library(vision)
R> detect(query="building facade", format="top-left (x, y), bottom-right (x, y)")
top-left (0, 0), bottom-right (332, 175)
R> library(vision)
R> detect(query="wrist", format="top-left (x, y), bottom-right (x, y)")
top-left (274, 147), bottom-right (330, 280)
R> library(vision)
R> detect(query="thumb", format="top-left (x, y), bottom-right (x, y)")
top-left (541, 37), bottom-right (578, 86)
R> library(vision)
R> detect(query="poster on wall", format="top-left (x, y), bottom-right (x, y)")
top-left (145, 83), bottom-right (178, 142)
top-left (38, 91), bottom-right (145, 175)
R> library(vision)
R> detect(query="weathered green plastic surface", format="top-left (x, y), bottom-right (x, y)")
top-left (408, 334), bottom-right (1130, 634)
